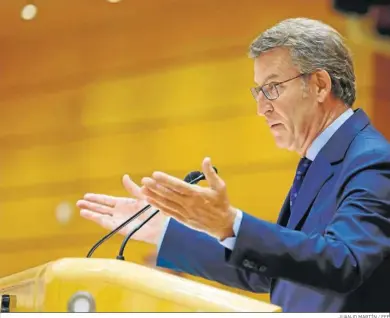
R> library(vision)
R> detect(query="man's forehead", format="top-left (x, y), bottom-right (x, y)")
top-left (254, 73), bottom-right (279, 86)
top-left (253, 48), bottom-right (293, 85)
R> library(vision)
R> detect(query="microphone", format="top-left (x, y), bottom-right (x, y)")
top-left (184, 170), bottom-right (203, 183)
top-left (115, 167), bottom-right (218, 261)
top-left (86, 167), bottom-right (218, 259)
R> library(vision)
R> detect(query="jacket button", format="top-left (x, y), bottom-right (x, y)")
top-left (242, 259), bottom-right (251, 268)
top-left (258, 265), bottom-right (267, 272)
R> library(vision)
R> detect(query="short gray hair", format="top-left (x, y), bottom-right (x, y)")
top-left (249, 18), bottom-right (356, 107)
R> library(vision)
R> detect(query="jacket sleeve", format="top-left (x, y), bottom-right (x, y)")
top-left (227, 151), bottom-right (390, 293)
top-left (156, 217), bottom-right (271, 293)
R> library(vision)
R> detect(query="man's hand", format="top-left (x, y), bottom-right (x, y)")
top-left (141, 157), bottom-right (238, 241)
top-left (76, 175), bottom-right (167, 245)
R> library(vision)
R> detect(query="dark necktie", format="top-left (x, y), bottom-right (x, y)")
top-left (290, 157), bottom-right (312, 208)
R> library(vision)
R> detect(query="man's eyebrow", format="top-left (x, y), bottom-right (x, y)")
top-left (255, 73), bottom-right (279, 86)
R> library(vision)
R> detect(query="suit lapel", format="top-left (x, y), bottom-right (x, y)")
top-left (285, 108), bottom-right (370, 230)
top-left (276, 189), bottom-right (292, 227)
top-left (287, 155), bottom-right (333, 229)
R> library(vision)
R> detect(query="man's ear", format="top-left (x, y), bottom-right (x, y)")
top-left (313, 70), bottom-right (332, 103)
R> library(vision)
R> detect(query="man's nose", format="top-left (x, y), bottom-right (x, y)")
top-left (256, 94), bottom-right (273, 116)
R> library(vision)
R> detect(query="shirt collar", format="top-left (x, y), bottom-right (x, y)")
top-left (306, 108), bottom-right (354, 161)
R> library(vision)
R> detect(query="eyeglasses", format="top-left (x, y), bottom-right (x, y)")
top-left (250, 73), bottom-right (306, 101)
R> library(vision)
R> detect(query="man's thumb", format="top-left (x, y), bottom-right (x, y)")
top-left (122, 175), bottom-right (146, 199)
top-left (202, 157), bottom-right (222, 190)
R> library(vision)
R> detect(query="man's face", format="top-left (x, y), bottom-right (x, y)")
top-left (253, 48), bottom-right (318, 152)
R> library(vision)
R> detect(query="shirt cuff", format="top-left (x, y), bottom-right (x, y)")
top-left (157, 216), bottom-right (171, 252)
top-left (219, 209), bottom-right (243, 250)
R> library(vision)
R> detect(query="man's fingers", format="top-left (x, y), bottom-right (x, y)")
top-left (81, 210), bottom-right (140, 237)
top-left (151, 172), bottom-right (193, 195)
top-left (80, 209), bottom-right (115, 228)
top-left (202, 157), bottom-right (225, 191)
top-left (145, 197), bottom-right (184, 222)
top-left (141, 186), bottom-right (184, 216)
top-left (123, 174), bottom-right (146, 199)
top-left (141, 177), bottom-right (186, 205)
top-left (82, 193), bottom-right (117, 207)
top-left (145, 198), bottom-right (199, 232)
top-left (77, 200), bottom-right (113, 215)
top-left (80, 209), bottom-right (102, 220)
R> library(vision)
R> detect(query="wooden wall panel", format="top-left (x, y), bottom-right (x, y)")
top-left (0, 0), bottom-right (346, 99)
top-left (372, 53), bottom-right (390, 139)
top-left (0, 57), bottom-right (296, 244)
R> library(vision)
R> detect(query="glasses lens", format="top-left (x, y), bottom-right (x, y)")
top-left (263, 84), bottom-right (278, 100)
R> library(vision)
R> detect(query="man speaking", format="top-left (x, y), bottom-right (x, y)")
top-left (77, 18), bottom-right (390, 312)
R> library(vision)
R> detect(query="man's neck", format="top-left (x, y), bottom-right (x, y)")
top-left (296, 102), bottom-right (349, 157)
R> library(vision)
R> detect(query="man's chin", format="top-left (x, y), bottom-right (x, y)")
top-left (273, 136), bottom-right (292, 150)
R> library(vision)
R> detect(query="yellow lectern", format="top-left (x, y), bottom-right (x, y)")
top-left (0, 258), bottom-right (280, 312)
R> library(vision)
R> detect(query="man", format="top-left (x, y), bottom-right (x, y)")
top-left (77, 18), bottom-right (390, 312)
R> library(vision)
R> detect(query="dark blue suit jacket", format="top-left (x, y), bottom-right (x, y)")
top-left (156, 109), bottom-right (390, 312)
